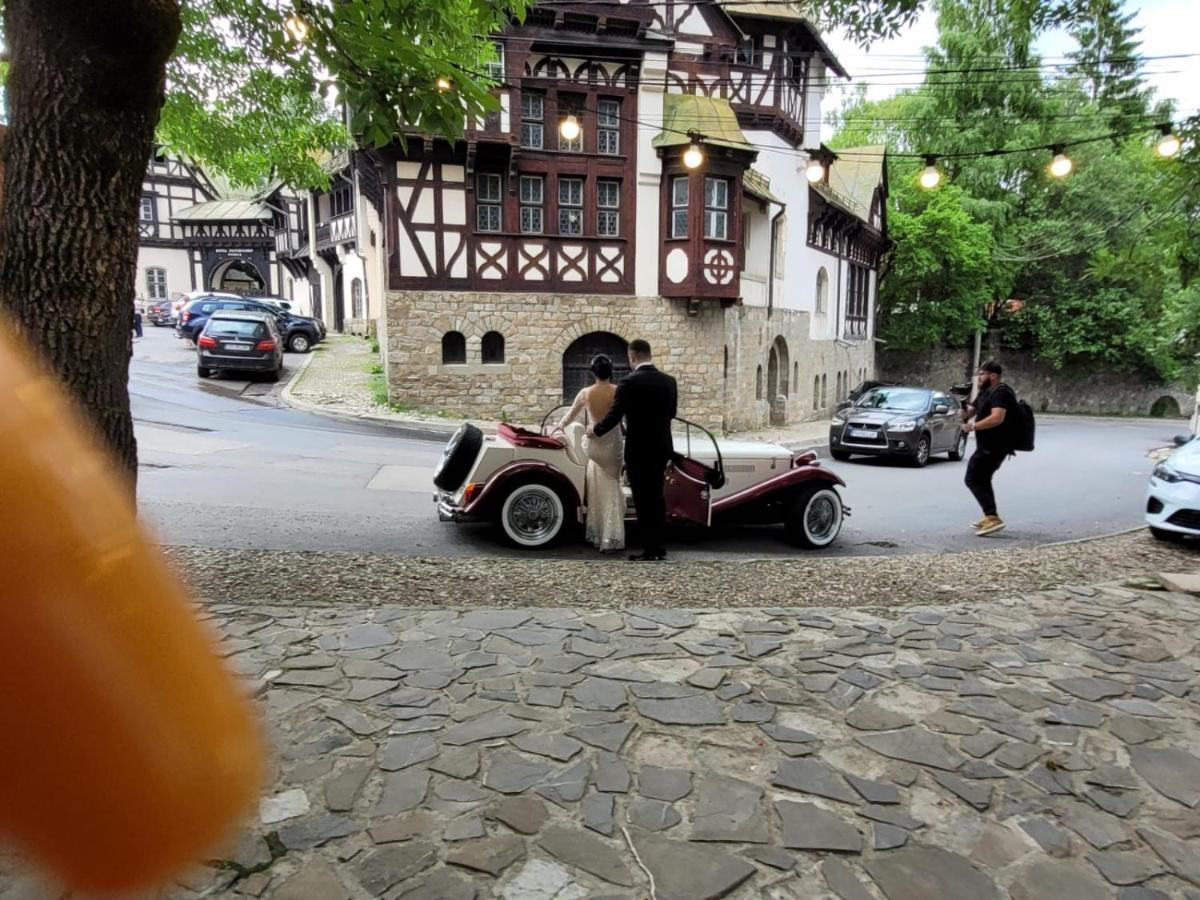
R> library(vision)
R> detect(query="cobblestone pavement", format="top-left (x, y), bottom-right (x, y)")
top-left (9, 572), bottom-right (1200, 899)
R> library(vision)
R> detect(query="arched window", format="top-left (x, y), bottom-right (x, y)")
top-left (350, 278), bottom-right (364, 319)
top-left (723, 346), bottom-right (729, 378)
top-left (482, 331), bottom-right (505, 364)
top-left (821, 373), bottom-right (827, 407)
top-left (145, 267), bottom-right (167, 300)
top-left (793, 362), bottom-right (799, 396)
top-left (442, 331), bottom-right (466, 364)
top-left (815, 267), bottom-right (828, 313)
top-left (755, 365), bottom-right (763, 400)
top-left (813, 375), bottom-right (820, 410)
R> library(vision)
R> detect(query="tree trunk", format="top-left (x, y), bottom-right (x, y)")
top-left (0, 0), bottom-right (180, 488)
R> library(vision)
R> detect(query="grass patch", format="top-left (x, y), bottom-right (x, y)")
top-left (370, 339), bottom-right (380, 354)
top-left (365, 362), bottom-right (384, 375)
top-left (369, 372), bottom-right (390, 407)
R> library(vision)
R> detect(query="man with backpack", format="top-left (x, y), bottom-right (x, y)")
top-left (961, 360), bottom-right (1023, 536)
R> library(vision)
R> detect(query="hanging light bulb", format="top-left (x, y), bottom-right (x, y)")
top-left (682, 143), bottom-right (705, 170)
top-left (1048, 147), bottom-right (1073, 178)
top-left (1155, 124), bottom-right (1181, 159)
top-left (918, 155), bottom-right (941, 190)
top-left (435, 76), bottom-right (454, 94)
top-left (284, 14), bottom-right (309, 42)
top-left (559, 114), bottom-right (581, 142)
top-left (805, 158), bottom-right (825, 183)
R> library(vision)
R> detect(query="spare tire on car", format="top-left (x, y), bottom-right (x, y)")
top-left (434, 423), bottom-right (484, 492)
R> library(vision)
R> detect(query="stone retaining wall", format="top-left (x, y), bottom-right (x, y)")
top-left (880, 343), bottom-right (1195, 419)
top-left (384, 291), bottom-right (876, 432)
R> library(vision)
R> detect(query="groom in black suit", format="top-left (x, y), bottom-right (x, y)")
top-left (591, 339), bottom-right (677, 561)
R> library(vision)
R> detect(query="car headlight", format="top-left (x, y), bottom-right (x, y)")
top-left (888, 420), bottom-right (919, 432)
top-left (1153, 463), bottom-right (1183, 483)
top-left (830, 417), bottom-right (845, 426)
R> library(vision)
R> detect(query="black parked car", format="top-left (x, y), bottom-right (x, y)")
top-left (146, 299), bottom-right (174, 326)
top-left (196, 311), bottom-right (283, 380)
top-left (177, 294), bottom-right (325, 352)
top-left (829, 385), bottom-right (967, 467)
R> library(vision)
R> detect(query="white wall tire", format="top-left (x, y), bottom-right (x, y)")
top-left (500, 483), bottom-right (566, 549)
top-left (785, 486), bottom-right (844, 549)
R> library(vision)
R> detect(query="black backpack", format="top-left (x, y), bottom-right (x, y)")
top-left (1011, 398), bottom-right (1036, 452)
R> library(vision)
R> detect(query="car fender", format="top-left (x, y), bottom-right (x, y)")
top-left (712, 464), bottom-right (844, 515)
top-left (465, 460), bottom-right (583, 520)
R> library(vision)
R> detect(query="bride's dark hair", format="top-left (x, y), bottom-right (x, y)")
top-left (590, 355), bottom-right (614, 381)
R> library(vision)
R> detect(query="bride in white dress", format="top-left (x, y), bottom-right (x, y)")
top-left (559, 355), bottom-right (625, 553)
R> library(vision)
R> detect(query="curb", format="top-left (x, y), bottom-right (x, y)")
top-left (1041, 524), bottom-right (1148, 548)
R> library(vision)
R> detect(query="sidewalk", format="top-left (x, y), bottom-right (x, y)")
top-left (6, 563), bottom-right (1199, 899)
top-left (285, 337), bottom-right (833, 450)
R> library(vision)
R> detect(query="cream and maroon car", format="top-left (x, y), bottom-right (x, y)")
top-left (433, 409), bottom-right (848, 550)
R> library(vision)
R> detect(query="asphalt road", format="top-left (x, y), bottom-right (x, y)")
top-left (132, 325), bottom-right (1179, 559)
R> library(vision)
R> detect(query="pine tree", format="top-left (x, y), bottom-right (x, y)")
top-left (1068, 0), bottom-right (1151, 128)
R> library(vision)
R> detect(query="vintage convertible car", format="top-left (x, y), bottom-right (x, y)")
top-left (433, 409), bottom-right (847, 550)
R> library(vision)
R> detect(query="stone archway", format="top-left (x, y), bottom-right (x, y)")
top-left (767, 336), bottom-right (790, 425)
top-left (562, 332), bottom-right (629, 403)
top-left (208, 258), bottom-right (265, 295)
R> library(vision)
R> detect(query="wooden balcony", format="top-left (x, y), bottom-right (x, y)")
top-left (315, 213), bottom-right (357, 251)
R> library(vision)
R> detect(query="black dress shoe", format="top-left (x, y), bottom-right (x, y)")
top-left (628, 552), bottom-right (666, 562)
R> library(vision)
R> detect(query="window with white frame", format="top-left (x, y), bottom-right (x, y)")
top-left (598, 99), bottom-right (620, 155)
top-left (704, 177), bottom-right (729, 240)
top-left (520, 93), bottom-right (544, 149)
top-left (597, 180), bottom-right (619, 237)
top-left (484, 42), bottom-right (505, 81)
top-left (735, 38), bottom-right (756, 66)
top-left (670, 177), bottom-right (689, 239)
top-left (145, 267), bottom-right (168, 300)
top-left (558, 177), bottom-right (583, 235)
top-left (476, 173), bottom-right (502, 232)
top-left (519, 175), bottom-right (544, 234)
top-left (139, 196), bottom-right (155, 222)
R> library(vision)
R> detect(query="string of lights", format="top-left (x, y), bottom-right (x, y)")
top-left (278, 10), bottom-right (1189, 185)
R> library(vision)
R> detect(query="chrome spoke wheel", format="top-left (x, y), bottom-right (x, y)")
top-left (805, 495), bottom-right (838, 542)
top-left (501, 484), bottom-right (566, 548)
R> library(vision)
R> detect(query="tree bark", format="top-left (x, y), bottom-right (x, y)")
top-left (0, 0), bottom-right (181, 487)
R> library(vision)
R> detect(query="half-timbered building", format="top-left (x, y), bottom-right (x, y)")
top-left (275, 0), bottom-right (889, 430)
top-left (135, 153), bottom-right (310, 310)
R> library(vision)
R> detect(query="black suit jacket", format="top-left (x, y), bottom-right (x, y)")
top-left (593, 364), bottom-right (678, 465)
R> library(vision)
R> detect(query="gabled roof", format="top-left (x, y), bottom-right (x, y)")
top-left (172, 199), bottom-right (272, 222)
top-left (652, 94), bottom-right (755, 153)
top-left (815, 144), bottom-right (885, 223)
top-left (716, 1), bottom-right (849, 78)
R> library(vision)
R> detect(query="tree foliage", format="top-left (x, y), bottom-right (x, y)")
top-left (830, 0), bottom-right (1200, 381)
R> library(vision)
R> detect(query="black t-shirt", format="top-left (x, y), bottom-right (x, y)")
top-left (974, 383), bottom-right (1019, 452)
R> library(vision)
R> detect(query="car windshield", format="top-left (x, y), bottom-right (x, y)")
top-left (855, 388), bottom-right (931, 412)
top-left (207, 320), bottom-right (266, 339)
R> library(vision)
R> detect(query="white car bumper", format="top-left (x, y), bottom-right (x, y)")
top-left (1146, 475), bottom-right (1200, 535)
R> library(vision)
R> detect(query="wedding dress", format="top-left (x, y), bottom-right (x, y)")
top-left (562, 390), bottom-right (625, 552)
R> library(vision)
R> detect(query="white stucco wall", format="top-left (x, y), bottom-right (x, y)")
top-left (135, 246), bottom-right (192, 301)
top-left (635, 50), bottom-right (669, 297)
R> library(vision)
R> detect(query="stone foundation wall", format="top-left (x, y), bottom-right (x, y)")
top-left (384, 291), bottom-right (726, 429)
top-left (384, 291), bottom-right (877, 432)
top-left (721, 306), bottom-right (876, 431)
top-left (880, 342), bottom-right (1196, 419)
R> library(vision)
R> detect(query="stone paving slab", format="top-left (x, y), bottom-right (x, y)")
top-left (5, 578), bottom-right (1200, 898)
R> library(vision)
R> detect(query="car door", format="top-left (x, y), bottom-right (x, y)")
top-left (664, 419), bottom-right (724, 527)
top-left (930, 393), bottom-right (952, 450)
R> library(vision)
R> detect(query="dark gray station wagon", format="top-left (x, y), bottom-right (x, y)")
top-left (829, 386), bottom-right (967, 467)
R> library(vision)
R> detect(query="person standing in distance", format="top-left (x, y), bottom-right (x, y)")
top-left (962, 359), bottom-right (1019, 535)
top-left (590, 339), bottom-right (677, 561)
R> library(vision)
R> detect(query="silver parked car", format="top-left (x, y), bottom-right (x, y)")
top-left (829, 385), bottom-right (967, 467)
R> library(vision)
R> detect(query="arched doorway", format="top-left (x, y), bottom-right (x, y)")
top-left (562, 332), bottom-right (629, 403)
top-left (334, 269), bottom-right (346, 333)
top-left (767, 336), bottom-right (789, 425)
top-left (209, 259), bottom-right (265, 295)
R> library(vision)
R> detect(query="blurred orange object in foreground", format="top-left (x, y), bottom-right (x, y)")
top-left (0, 322), bottom-right (263, 890)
